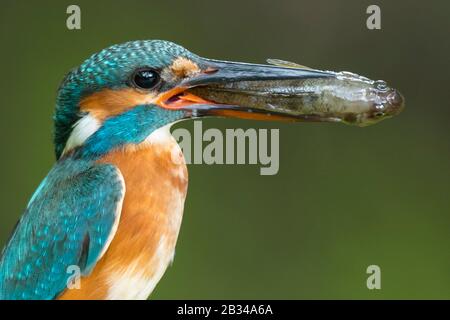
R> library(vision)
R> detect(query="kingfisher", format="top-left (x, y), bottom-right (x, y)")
top-left (0, 40), bottom-right (403, 300)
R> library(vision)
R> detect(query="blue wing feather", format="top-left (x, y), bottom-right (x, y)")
top-left (0, 157), bottom-right (124, 299)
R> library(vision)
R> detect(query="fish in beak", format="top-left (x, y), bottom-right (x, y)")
top-left (158, 58), bottom-right (404, 127)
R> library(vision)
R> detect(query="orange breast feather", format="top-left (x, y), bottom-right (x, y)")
top-left (58, 132), bottom-right (188, 299)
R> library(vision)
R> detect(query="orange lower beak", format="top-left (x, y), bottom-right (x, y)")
top-left (155, 87), bottom-right (214, 110)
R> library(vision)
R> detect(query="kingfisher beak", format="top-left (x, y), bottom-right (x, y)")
top-left (155, 58), bottom-right (334, 122)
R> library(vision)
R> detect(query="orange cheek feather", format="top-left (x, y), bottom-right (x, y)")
top-left (79, 86), bottom-right (213, 121)
top-left (79, 88), bottom-right (158, 121)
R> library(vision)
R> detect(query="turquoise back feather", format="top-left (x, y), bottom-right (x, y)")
top-left (0, 157), bottom-right (124, 299)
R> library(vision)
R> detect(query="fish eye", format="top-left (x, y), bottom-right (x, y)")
top-left (131, 68), bottom-right (160, 89)
top-left (375, 80), bottom-right (388, 92)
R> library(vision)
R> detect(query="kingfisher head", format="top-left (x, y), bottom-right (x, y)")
top-left (55, 40), bottom-right (402, 159)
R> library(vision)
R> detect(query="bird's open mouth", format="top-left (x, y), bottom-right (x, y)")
top-left (156, 88), bottom-right (216, 110)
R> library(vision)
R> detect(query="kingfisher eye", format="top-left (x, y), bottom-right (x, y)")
top-left (132, 69), bottom-right (160, 89)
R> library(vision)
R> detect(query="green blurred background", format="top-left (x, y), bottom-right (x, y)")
top-left (0, 0), bottom-right (449, 299)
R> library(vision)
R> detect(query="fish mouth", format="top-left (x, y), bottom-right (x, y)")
top-left (386, 89), bottom-right (405, 116)
top-left (357, 89), bottom-right (405, 126)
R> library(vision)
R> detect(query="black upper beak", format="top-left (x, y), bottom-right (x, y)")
top-left (183, 58), bottom-right (332, 86)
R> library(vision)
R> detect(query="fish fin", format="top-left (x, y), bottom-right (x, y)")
top-left (266, 58), bottom-right (313, 70)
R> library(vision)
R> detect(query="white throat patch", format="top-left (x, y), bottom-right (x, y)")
top-left (62, 114), bottom-right (100, 156)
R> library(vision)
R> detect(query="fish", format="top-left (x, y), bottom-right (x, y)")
top-left (185, 59), bottom-right (404, 127)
